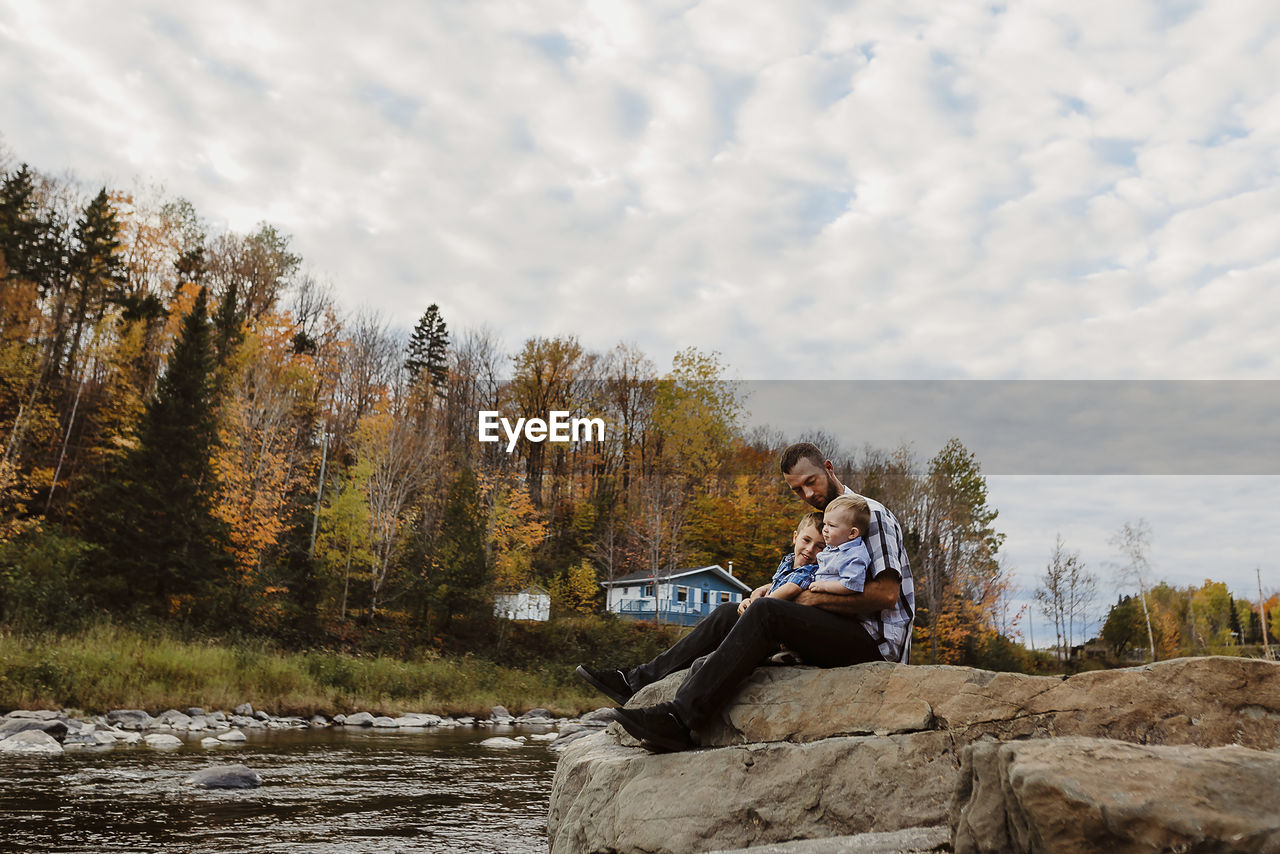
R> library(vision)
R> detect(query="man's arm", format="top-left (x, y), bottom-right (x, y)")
top-left (794, 575), bottom-right (900, 616)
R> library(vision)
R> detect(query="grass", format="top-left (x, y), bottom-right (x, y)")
top-left (0, 622), bottom-right (605, 717)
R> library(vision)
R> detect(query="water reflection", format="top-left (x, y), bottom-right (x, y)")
top-left (0, 725), bottom-right (559, 853)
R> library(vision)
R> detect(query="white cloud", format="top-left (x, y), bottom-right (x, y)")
top-left (4, 0), bottom-right (1280, 606)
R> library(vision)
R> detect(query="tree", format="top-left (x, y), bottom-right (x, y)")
top-left (1101, 594), bottom-right (1143, 658)
top-left (61, 188), bottom-right (125, 383)
top-left (353, 403), bottom-right (431, 618)
top-left (85, 286), bottom-right (226, 617)
top-left (1110, 519), bottom-right (1157, 661)
top-left (430, 467), bottom-right (488, 627)
top-left (404, 304), bottom-right (449, 401)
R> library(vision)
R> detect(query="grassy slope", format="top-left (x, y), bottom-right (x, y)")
top-left (0, 623), bottom-right (606, 717)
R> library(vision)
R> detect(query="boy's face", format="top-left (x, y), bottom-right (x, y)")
top-left (791, 523), bottom-right (825, 566)
top-left (822, 507), bottom-right (860, 548)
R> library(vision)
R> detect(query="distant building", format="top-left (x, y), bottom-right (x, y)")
top-left (494, 586), bottom-right (551, 622)
top-left (601, 565), bottom-right (752, 627)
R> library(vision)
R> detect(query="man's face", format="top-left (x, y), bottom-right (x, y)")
top-left (791, 523), bottom-right (824, 566)
top-left (783, 458), bottom-right (841, 509)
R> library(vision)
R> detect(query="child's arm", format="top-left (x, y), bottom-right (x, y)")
top-left (807, 578), bottom-right (855, 595)
top-left (766, 582), bottom-right (804, 601)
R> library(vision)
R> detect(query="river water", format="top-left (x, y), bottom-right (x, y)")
top-left (0, 724), bottom-right (560, 853)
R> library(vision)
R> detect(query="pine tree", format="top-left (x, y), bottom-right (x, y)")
top-left (429, 466), bottom-right (487, 628)
top-left (61, 188), bottom-right (125, 380)
top-left (404, 304), bottom-right (449, 396)
top-left (85, 287), bottom-right (226, 618)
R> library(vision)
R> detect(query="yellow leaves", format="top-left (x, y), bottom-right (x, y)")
top-left (210, 310), bottom-right (319, 583)
top-left (549, 559), bottom-right (600, 615)
top-left (488, 483), bottom-right (547, 592)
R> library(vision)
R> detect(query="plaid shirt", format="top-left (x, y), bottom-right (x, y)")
top-left (768, 553), bottom-right (818, 593)
top-left (842, 487), bottom-right (916, 663)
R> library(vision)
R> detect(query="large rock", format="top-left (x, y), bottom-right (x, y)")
top-left (950, 737), bottom-right (1280, 853)
top-left (344, 712), bottom-right (375, 727)
top-left (708, 826), bottom-right (950, 853)
top-left (630, 657), bottom-right (1280, 750)
top-left (0, 730), bottom-right (64, 755)
top-left (0, 718), bottom-right (68, 742)
top-left (550, 730), bottom-right (957, 854)
top-left (549, 657), bottom-right (1280, 854)
top-left (106, 709), bottom-right (154, 731)
top-left (184, 764), bottom-right (262, 789)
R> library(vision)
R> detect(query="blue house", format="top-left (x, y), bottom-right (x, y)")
top-left (601, 565), bottom-right (753, 627)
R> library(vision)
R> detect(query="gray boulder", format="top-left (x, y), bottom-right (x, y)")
top-left (0, 718), bottom-right (68, 742)
top-left (344, 712), bottom-right (375, 727)
top-left (4, 709), bottom-right (61, 720)
top-left (143, 733), bottom-right (183, 750)
top-left (578, 708), bottom-right (615, 726)
top-left (157, 709), bottom-right (194, 729)
top-left (951, 736), bottom-right (1280, 853)
top-left (106, 709), bottom-right (154, 731)
top-left (186, 707), bottom-right (205, 717)
top-left (216, 729), bottom-right (246, 742)
top-left (549, 657), bottom-right (1280, 854)
top-left (372, 716), bottom-right (398, 728)
top-left (0, 730), bottom-right (64, 755)
top-left (234, 702), bottom-right (253, 716)
top-left (184, 763), bottom-right (262, 789)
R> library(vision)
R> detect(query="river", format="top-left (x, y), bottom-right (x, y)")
top-left (0, 724), bottom-right (560, 853)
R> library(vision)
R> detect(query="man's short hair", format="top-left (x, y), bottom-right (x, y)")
top-left (780, 442), bottom-right (826, 475)
top-left (825, 494), bottom-right (871, 535)
top-left (796, 510), bottom-right (824, 535)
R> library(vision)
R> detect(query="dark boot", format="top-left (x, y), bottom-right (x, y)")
top-left (575, 665), bottom-right (635, 705)
top-left (610, 703), bottom-right (695, 753)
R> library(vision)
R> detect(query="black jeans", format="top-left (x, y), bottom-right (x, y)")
top-left (625, 599), bottom-right (884, 729)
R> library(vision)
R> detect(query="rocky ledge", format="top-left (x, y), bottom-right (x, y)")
top-left (547, 656), bottom-right (1280, 854)
top-left (0, 702), bottom-right (575, 756)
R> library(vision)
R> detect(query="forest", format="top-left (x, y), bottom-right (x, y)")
top-left (2, 152), bottom-right (1275, 685)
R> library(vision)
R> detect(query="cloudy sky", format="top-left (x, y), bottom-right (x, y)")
top-left (3, 1), bottom-right (1278, 626)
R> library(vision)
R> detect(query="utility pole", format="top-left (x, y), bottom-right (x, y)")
top-left (1259, 568), bottom-right (1272, 659)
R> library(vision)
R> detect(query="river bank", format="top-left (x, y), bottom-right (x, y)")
top-left (0, 622), bottom-right (611, 718)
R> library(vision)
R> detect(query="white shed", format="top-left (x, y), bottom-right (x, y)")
top-left (493, 585), bottom-right (552, 621)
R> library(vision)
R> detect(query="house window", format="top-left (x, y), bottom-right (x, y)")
top-left (643, 584), bottom-right (654, 597)
top-left (720, 591), bottom-right (731, 604)
top-left (677, 586), bottom-right (689, 603)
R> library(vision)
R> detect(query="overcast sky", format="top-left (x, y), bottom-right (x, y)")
top-left (3, 1), bottom-right (1278, 624)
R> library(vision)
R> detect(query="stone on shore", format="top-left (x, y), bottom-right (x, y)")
top-left (143, 733), bottom-right (183, 750)
top-left (950, 736), bottom-right (1280, 854)
top-left (184, 764), bottom-right (262, 789)
top-left (548, 656), bottom-right (1280, 854)
top-left (0, 718), bottom-right (69, 742)
top-left (157, 709), bottom-right (194, 729)
top-left (217, 729), bottom-right (247, 742)
top-left (372, 716), bottom-right (398, 728)
top-left (106, 710), bottom-right (154, 730)
top-left (200, 737), bottom-right (223, 748)
top-left (344, 712), bottom-right (375, 727)
top-left (0, 730), bottom-right (65, 755)
top-left (234, 703), bottom-right (253, 716)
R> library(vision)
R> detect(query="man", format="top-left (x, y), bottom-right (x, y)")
top-left (576, 442), bottom-right (915, 752)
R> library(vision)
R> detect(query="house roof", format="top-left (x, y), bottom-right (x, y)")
top-left (601, 564), bottom-right (752, 594)
top-left (495, 585), bottom-right (550, 597)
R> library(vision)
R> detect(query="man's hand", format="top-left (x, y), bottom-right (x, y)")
top-left (795, 576), bottom-right (900, 616)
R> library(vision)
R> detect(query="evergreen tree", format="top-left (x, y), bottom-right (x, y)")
top-left (404, 304), bottom-right (449, 396)
top-left (429, 466), bottom-right (487, 628)
top-left (85, 287), bottom-right (226, 618)
top-left (61, 188), bottom-right (125, 380)
top-left (1228, 594), bottom-right (1244, 644)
